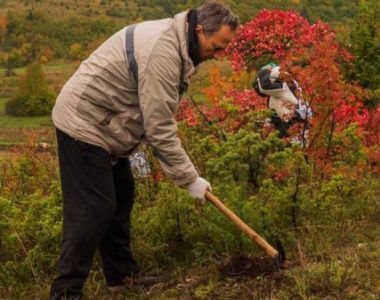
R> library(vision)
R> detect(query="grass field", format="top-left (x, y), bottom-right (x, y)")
top-left (0, 61), bottom-right (76, 77)
top-left (0, 97), bottom-right (53, 148)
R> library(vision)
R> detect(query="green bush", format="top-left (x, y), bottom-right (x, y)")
top-left (0, 115), bottom-right (379, 297)
top-left (5, 62), bottom-right (54, 116)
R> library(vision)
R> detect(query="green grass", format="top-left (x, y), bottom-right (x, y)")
top-left (43, 62), bottom-right (76, 74)
top-left (1, 239), bottom-right (379, 299)
top-left (0, 114), bottom-right (52, 128)
top-left (0, 62), bottom-right (75, 77)
top-left (0, 97), bottom-right (6, 112)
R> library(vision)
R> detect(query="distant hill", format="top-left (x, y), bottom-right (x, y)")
top-left (0, 0), bottom-right (359, 24)
top-left (0, 0), bottom-right (359, 68)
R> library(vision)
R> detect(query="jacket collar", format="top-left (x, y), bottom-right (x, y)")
top-left (173, 11), bottom-right (196, 84)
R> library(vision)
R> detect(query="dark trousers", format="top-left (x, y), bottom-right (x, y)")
top-left (271, 112), bottom-right (307, 138)
top-left (50, 129), bottom-right (139, 299)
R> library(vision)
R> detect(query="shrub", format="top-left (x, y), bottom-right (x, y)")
top-left (5, 62), bottom-right (54, 116)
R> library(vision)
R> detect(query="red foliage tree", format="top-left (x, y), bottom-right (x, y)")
top-left (178, 9), bottom-right (380, 176)
top-left (178, 66), bottom-right (267, 133)
top-left (226, 9), bottom-right (368, 133)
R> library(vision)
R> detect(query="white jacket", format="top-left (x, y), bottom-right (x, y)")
top-left (257, 66), bottom-right (298, 119)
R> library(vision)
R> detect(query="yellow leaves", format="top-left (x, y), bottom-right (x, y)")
top-left (202, 65), bottom-right (248, 104)
top-left (68, 43), bottom-right (83, 60)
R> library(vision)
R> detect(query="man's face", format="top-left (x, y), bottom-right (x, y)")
top-left (196, 24), bottom-right (235, 61)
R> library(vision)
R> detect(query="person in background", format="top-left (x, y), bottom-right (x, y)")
top-left (253, 63), bottom-right (312, 146)
top-left (50, 1), bottom-right (239, 299)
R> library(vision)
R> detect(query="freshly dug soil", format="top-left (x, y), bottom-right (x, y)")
top-left (219, 254), bottom-right (281, 278)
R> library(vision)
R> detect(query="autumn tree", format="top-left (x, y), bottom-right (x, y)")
top-left (237, 11), bottom-right (370, 151)
top-left (178, 9), bottom-right (378, 179)
top-left (349, 0), bottom-right (380, 155)
top-left (0, 15), bottom-right (7, 44)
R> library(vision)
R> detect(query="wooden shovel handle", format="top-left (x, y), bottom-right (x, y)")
top-left (205, 191), bottom-right (278, 258)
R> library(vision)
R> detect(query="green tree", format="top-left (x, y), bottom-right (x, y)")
top-left (5, 62), bottom-right (54, 116)
top-left (349, 0), bottom-right (380, 105)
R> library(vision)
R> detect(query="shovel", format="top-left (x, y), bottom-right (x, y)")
top-left (205, 191), bottom-right (288, 269)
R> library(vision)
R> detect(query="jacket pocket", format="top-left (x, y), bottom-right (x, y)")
top-left (97, 108), bottom-right (145, 154)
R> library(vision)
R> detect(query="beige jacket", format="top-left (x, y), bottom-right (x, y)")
top-left (52, 11), bottom-right (198, 186)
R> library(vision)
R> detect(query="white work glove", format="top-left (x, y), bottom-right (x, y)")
top-left (187, 177), bottom-right (211, 204)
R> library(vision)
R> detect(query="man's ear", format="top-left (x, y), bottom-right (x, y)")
top-left (195, 24), bottom-right (203, 35)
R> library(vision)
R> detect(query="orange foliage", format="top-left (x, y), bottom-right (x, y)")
top-left (0, 16), bottom-right (8, 29)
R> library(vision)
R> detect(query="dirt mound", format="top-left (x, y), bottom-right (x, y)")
top-left (219, 254), bottom-right (281, 278)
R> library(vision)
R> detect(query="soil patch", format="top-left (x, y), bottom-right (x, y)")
top-left (219, 254), bottom-right (281, 278)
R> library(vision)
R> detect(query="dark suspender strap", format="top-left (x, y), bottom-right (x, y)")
top-left (126, 24), bottom-right (138, 83)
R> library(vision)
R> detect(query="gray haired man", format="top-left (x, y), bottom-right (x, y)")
top-left (50, 1), bottom-right (239, 298)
